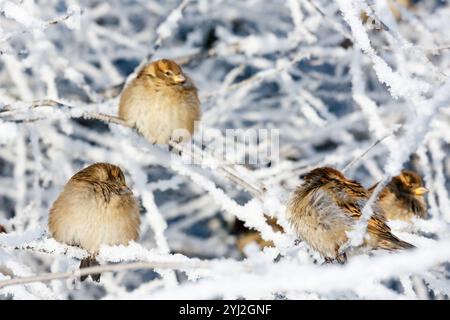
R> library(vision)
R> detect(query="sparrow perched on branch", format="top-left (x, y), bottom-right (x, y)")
top-left (119, 59), bottom-right (201, 146)
top-left (370, 171), bottom-right (428, 221)
top-left (48, 163), bottom-right (140, 282)
top-left (286, 167), bottom-right (414, 263)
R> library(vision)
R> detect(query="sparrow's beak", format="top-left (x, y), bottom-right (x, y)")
top-left (173, 74), bottom-right (186, 84)
top-left (119, 186), bottom-right (133, 195)
top-left (414, 187), bottom-right (428, 196)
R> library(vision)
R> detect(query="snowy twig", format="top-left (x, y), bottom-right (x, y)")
top-left (0, 259), bottom-right (212, 289)
top-left (341, 131), bottom-right (394, 174)
top-left (0, 9), bottom-right (75, 43)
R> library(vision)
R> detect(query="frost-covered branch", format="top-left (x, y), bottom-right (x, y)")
top-left (0, 257), bottom-right (211, 289)
top-left (1, 0), bottom-right (449, 300)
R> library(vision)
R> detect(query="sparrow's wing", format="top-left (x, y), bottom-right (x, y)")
top-left (328, 178), bottom-right (368, 219)
top-left (369, 213), bottom-right (415, 250)
top-left (335, 194), bottom-right (413, 249)
top-left (333, 180), bottom-right (414, 250)
top-left (366, 211), bottom-right (394, 239)
top-left (328, 179), bottom-right (405, 243)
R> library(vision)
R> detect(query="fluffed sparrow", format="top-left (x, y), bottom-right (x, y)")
top-left (48, 163), bottom-right (140, 282)
top-left (119, 59), bottom-right (201, 146)
top-left (370, 170), bottom-right (428, 221)
top-left (286, 167), bottom-right (414, 263)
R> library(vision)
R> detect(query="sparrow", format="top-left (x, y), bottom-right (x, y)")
top-left (369, 170), bottom-right (428, 221)
top-left (48, 163), bottom-right (140, 282)
top-left (118, 59), bottom-right (201, 146)
top-left (234, 217), bottom-right (284, 254)
top-left (286, 167), bottom-right (414, 263)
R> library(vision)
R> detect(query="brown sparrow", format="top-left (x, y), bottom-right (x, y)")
top-left (286, 167), bottom-right (414, 263)
top-left (118, 59), bottom-right (201, 146)
top-left (48, 163), bottom-right (140, 282)
top-left (369, 170), bottom-right (428, 221)
top-left (234, 217), bottom-right (284, 254)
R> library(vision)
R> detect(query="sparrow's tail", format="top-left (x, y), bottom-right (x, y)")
top-left (79, 256), bottom-right (101, 282)
top-left (378, 235), bottom-right (415, 251)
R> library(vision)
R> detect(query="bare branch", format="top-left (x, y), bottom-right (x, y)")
top-left (341, 132), bottom-right (393, 174)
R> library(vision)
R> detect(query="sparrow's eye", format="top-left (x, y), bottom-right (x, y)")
top-left (164, 70), bottom-right (173, 76)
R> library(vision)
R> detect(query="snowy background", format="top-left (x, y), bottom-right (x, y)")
top-left (0, 0), bottom-right (450, 299)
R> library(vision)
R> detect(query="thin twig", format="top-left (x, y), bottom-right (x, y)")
top-left (341, 133), bottom-right (392, 173)
top-left (125, 0), bottom-right (192, 85)
top-left (1, 99), bottom-right (131, 126)
top-left (151, 0), bottom-right (191, 57)
top-left (174, 43), bottom-right (241, 66)
top-left (0, 240), bottom-right (84, 258)
top-left (168, 141), bottom-right (265, 199)
top-left (0, 11), bottom-right (75, 44)
top-left (200, 51), bottom-right (310, 101)
top-left (0, 260), bottom-right (212, 289)
top-left (305, 0), bottom-right (353, 41)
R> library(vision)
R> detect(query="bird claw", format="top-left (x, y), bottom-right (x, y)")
top-left (79, 256), bottom-right (101, 282)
